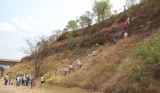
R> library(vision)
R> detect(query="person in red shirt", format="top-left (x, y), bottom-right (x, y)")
top-left (9, 75), bottom-right (12, 85)
top-left (123, 22), bottom-right (127, 32)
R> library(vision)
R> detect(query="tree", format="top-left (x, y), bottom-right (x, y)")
top-left (48, 34), bottom-right (57, 44)
top-left (21, 36), bottom-right (48, 78)
top-left (53, 30), bottom-right (62, 38)
top-left (66, 31), bottom-right (75, 49)
top-left (62, 27), bottom-right (68, 33)
top-left (92, 0), bottom-right (112, 23)
top-left (113, 10), bottom-right (118, 15)
top-left (66, 20), bottom-right (78, 31)
top-left (79, 11), bottom-right (93, 28)
top-left (126, 0), bottom-right (136, 9)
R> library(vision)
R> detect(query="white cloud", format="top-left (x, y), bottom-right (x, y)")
top-left (21, 16), bottom-right (39, 25)
top-left (0, 40), bottom-right (13, 45)
top-left (0, 23), bottom-right (17, 31)
top-left (16, 44), bottom-right (20, 47)
top-left (11, 18), bottom-right (19, 24)
top-left (22, 17), bottom-right (29, 23)
top-left (28, 16), bottom-right (39, 24)
top-left (0, 40), bottom-right (3, 43)
top-left (19, 22), bottom-right (32, 31)
top-left (7, 42), bottom-right (11, 45)
top-left (11, 16), bottom-right (39, 31)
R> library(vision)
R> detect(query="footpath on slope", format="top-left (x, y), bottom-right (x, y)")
top-left (69, 42), bottom-right (115, 75)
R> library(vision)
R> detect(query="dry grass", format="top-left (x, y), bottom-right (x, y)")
top-left (6, 29), bottom-right (160, 93)
top-left (5, 1), bottom-right (160, 91)
top-left (7, 28), bottom-right (160, 93)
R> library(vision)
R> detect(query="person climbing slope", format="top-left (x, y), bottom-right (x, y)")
top-left (113, 37), bottom-right (117, 45)
top-left (123, 21), bottom-right (127, 32)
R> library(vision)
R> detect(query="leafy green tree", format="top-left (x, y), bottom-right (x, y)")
top-left (66, 20), bottom-right (78, 31)
top-left (79, 11), bottom-right (93, 28)
top-left (92, 0), bottom-right (112, 23)
top-left (62, 27), bottom-right (68, 33)
top-left (66, 31), bottom-right (75, 49)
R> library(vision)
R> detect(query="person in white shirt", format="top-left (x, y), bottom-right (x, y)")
top-left (124, 32), bottom-right (128, 38)
top-left (16, 75), bottom-right (20, 86)
top-left (92, 50), bottom-right (96, 57)
top-left (126, 18), bottom-right (130, 27)
top-left (23, 75), bottom-right (26, 85)
top-left (41, 75), bottom-right (45, 84)
top-left (69, 63), bottom-right (74, 74)
top-left (77, 59), bottom-right (82, 68)
top-left (64, 67), bottom-right (67, 76)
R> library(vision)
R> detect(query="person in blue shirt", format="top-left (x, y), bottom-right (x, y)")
top-left (113, 37), bottom-right (117, 45)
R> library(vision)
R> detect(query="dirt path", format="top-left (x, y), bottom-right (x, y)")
top-left (0, 78), bottom-right (93, 93)
top-left (0, 79), bottom-right (61, 93)
top-left (0, 79), bottom-right (18, 93)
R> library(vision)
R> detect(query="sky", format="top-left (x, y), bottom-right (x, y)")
top-left (0, 0), bottom-right (129, 60)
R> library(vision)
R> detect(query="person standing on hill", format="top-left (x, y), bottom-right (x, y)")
top-left (123, 21), bottom-right (127, 32)
top-left (92, 50), bottom-right (97, 57)
top-left (77, 59), bottom-right (82, 69)
top-left (9, 75), bottom-right (12, 85)
top-left (31, 76), bottom-right (35, 89)
top-left (19, 74), bottom-right (22, 85)
top-left (69, 63), bottom-right (74, 74)
top-left (64, 67), bottom-right (67, 76)
top-left (23, 74), bottom-right (26, 85)
top-left (55, 69), bottom-right (58, 77)
top-left (126, 18), bottom-right (130, 26)
top-left (16, 75), bottom-right (20, 86)
top-left (124, 32), bottom-right (128, 38)
top-left (26, 74), bottom-right (29, 86)
top-left (41, 75), bottom-right (45, 84)
top-left (113, 37), bottom-right (117, 44)
top-left (4, 74), bottom-right (8, 85)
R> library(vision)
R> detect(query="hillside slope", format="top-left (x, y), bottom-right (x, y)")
top-left (6, 0), bottom-right (160, 92)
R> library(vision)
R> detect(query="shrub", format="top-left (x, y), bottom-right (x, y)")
top-left (128, 33), bottom-right (160, 80)
top-left (46, 76), bottom-right (64, 85)
top-left (66, 32), bottom-right (76, 49)
top-left (140, 25), bottom-right (150, 31)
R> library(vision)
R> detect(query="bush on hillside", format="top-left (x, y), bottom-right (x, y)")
top-left (46, 76), bottom-right (64, 85)
top-left (128, 33), bottom-right (160, 80)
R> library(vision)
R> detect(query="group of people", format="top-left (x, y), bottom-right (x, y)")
top-left (64, 59), bottom-right (82, 76)
top-left (62, 51), bottom-right (98, 77)
top-left (4, 73), bottom-right (45, 89)
top-left (113, 17), bottom-right (131, 44)
top-left (123, 17), bottom-right (130, 38)
top-left (15, 74), bottom-right (36, 88)
top-left (54, 59), bottom-right (82, 77)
